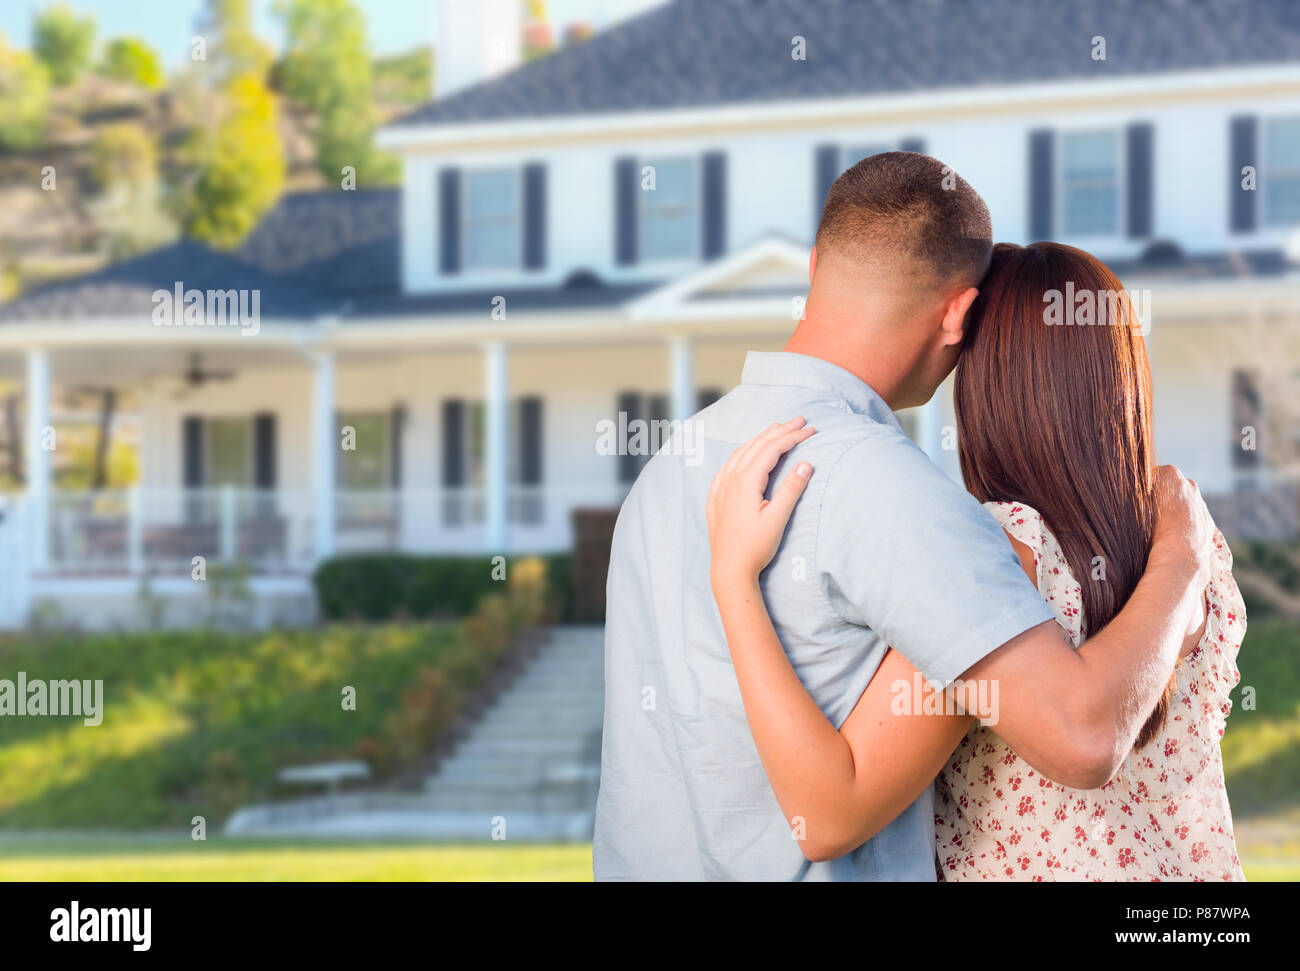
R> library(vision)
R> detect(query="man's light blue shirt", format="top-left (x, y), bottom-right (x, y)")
top-left (593, 351), bottom-right (1055, 881)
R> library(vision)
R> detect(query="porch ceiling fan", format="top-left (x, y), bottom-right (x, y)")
top-left (171, 353), bottom-right (236, 399)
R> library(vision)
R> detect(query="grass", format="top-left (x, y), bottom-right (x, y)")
top-left (0, 835), bottom-right (1289, 881)
top-left (1222, 616), bottom-right (1300, 820)
top-left (0, 619), bottom-right (517, 829)
top-left (0, 835), bottom-right (593, 881)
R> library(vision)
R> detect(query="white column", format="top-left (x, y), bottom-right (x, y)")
top-left (25, 348), bottom-right (50, 571)
top-left (219, 483), bottom-right (237, 562)
top-left (312, 350), bottom-right (336, 560)
top-left (483, 341), bottom-right (509, 553)
top-left (669, 334), bottom-right (695, 422)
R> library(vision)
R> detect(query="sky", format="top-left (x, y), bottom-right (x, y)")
top-left (0, 0), bottom-right (667, 60)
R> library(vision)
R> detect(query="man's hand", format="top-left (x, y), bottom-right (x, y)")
top-left (1150, 465), bottom-right (1215, 591)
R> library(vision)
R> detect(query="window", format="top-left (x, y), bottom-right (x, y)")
top-left (465, 168), bottom-right (521, 269)
top-left (337, 411), bottom-right (391, 490)
top-left (640, 158), bottom-right (697, 261)
top-left (1264, 117), bottom-right (1300, 227)
top-left (1060, 130), bottom-right (1121, 236)
top-left (206, 417), bottom-right (251, 487)
top-left (441, 399), bottom-right (543, 527)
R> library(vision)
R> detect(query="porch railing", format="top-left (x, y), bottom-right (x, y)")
top-left (38, 483), bottom-right (629, 576)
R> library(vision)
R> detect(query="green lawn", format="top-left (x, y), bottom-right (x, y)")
top-left (0, 836), bottom-right (1290, 881)
top-left (0, 620), bottom-right (517, 829)
top-left (0, 835), bottom-right (593, 881)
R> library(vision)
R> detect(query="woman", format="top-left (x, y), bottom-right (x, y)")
top-left (705, 242), bottom-right (1245, 880)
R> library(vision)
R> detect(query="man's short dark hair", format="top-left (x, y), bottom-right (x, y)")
top-left (815, 151), bottom-right (993, 289)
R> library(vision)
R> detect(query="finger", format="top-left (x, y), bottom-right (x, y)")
top-left (763, 461), bottom-right (814, 524)
top-left (734, 418), bottom-right (806, 470)
top-left (741, 426), bottom-right (817, 485)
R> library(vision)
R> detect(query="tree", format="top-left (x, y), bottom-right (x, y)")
top-left (183, 73), bottom-right (285, 249)
top-left (88, 124), bottom-right (176, 257)
top-left (276, 0), bottom-right (397, 185)
top-left (89, 123), bottom-right (157, 192)
top-left (0, 34), bottom-right (50, 149)
top-left (32, 3), bottom-right (96, 86)
top-left (101, 36), bottom-right (164, 89)
top-left (195, 0), bottom-right (272, 84)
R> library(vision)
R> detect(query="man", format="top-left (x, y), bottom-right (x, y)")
top-left (593, 152), bottom-right (1213, 881)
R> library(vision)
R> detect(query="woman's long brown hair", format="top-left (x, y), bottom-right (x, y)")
top-left (954, 242), bottom-right (1171, 749)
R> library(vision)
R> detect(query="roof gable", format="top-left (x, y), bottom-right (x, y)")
top-left (627, 235), bottom-right (809, 321)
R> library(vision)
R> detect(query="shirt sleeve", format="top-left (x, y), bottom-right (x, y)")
top-left (815, 429), bottom-right (1056, 689)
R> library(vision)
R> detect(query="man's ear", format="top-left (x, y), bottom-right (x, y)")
top-left (808, 246), bottom-right (818, 284)
top-left (940, 286), bottom-right (979, 347)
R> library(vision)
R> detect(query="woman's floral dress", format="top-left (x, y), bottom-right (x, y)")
top-left (934, 501), bottom-right (1246, 881)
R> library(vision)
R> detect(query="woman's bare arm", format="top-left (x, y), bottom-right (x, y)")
top-left (707, 419), bottom-right (973, 861)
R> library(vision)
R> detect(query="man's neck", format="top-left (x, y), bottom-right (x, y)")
top-left (783, 325), bottom-right (910, 410)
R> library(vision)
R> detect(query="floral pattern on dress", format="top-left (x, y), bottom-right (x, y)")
top-left (934, 500), bottom-right (1246, 882)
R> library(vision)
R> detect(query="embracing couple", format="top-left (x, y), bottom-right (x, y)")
top-left (593, 151), bottom-right (1246, 882)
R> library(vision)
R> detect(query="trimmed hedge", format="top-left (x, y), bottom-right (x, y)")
top-left (313, 553), bottom-right (573, 622)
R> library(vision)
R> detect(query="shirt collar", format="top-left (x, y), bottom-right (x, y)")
top-left (740, 351), bottom-right (901, 429)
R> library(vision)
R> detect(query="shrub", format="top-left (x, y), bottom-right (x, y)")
top-left (100, 36), bottom-right (164, 88)
top-left (313, 553), bottom-right (572, 623)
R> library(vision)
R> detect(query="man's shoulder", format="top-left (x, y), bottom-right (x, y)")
top-left (803, 414), bottom-right (922, 476)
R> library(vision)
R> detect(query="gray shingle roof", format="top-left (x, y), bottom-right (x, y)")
top-left (236, 189), bottom-right (401, 296)
top-left (391, 0), bottom-right (1300, 129)
top-left (0, 239), bottom-right (333, 324)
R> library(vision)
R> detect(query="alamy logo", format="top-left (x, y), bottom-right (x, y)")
top-left (50, 901), bottom-right (151, 951)
top-left (152, 282), bottom-right (261, 336)
top-left (595, 412), bottom-right (704, 466)
top-left (0, 673), bottom-right (102, 726)
top-left (1042, 283), bottom-right (1151, 335)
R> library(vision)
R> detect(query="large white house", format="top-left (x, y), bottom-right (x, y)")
top-left (1, 0), bottom-right (1298, 628)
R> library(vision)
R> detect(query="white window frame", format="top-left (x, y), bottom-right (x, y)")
top-left (638, 157), bottom-right (700, 264)
top-left (1262, 115), bottom-right (1300, 228)
top-left (1056, 127), bottom-right (1125, 239)
top-left (462, 167), bottom-right (524, 271)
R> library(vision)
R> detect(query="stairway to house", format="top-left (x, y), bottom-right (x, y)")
top-left (420, 625), bottom-right (605, 824)
top-left (224, 625), bottom-right (606, 841)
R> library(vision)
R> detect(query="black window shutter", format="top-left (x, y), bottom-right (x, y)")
top-left (899, 137), bottom-right (926, 154)
top-left (182, 416), bottom-right (204, 487)
top-left (390, 404), bottom-right (405, 488)
top-left (1028, 129), bottom-right (1054, 241)
top-left (1126, 122), bottom-right (1154, 239)
top-left (701, 151), bottom-right (727, 260)
top-left (253, 413), bottom-right (276, 488)
top-left (647, 393), bottom-right (669, 424)
top-left (617, 391), bottom-right (641, 484)
top-left (615, 157), bottom-right (638, 266)
top-left (696, 388), bottom-right (723, 410)
top-left (441, 399), bottom-right (465, 487)
top-left (523, 162), bottom-right (547, 270)
top-left (1229, 115), bottom-right (1258, 234)
top-left (814, 144), bottom-right (841, 238)
top-left (519, 396), bottom-right (543, 486)
top-left (438, 167), bottom-right (462, 274)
